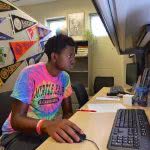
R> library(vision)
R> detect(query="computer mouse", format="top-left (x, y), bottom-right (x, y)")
top-left (74, 130), bottom-right (86, 143)
top-left (65, 129), bottom-right (86, 143)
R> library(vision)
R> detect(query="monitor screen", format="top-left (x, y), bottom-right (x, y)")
top-left (126, 63), bottom-right (138, 86)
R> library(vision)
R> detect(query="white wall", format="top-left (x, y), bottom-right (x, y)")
top-left (20, 0), bottom-right (133, 93)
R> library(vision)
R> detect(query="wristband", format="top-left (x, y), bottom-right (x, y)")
top-left (36, 119), bottom-right (46, 135)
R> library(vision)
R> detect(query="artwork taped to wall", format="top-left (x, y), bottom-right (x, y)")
top-left (26, 24), bottom-right (39, 41)
top-left (0, 60), bottom-right (23, 86)
top-left (26, 52), bottom-right (44, 65)
top-left (68, 12), bottom-right (84, 36)
top-left (0, 77), bottom-right (3, 87)
top-left (0, 1), bottom-right (16, 12)
top-left (0, 47), bottom-right (6, 64)
top-left (39, 40), bottom-right (47, 51)
top-left (37, 26), bottom-right (51, 40)
top-left (11, 14), bottom-right (37, 33)
top-left (0, 0), bottom-right (51, 90)
top-left (10, 40), bottom-right (37, 61)
top-left (0, 14), bottom-right (14, 38)
top-left (0, 17), bottom-right (6, 24)
top-left (0, 31), bottom-right (13, 40)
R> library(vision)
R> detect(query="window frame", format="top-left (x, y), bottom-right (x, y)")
top-left (89, 13), bottom-right (108, 37)
top-left (45, 17), bottom-right (66, 36)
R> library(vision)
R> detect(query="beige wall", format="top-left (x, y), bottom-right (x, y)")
top-left (20, 0), bottom-right (133, 94)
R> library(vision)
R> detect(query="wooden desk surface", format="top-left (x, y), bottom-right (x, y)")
top-left (36, 87), bottom-right (150, 150)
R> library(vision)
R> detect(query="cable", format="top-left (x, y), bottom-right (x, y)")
top-left (85, 139), bottom-right (100, 150)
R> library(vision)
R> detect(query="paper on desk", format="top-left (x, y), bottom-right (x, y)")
top-left (87, 104), bottom-right (126, 113)
top-left (96, 96), bottom-right (120, 101)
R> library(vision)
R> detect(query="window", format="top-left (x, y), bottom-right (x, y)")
top-left (46, 17), bottom-right (66, 36)
top-left (90, 14), bottom-right (108, 37)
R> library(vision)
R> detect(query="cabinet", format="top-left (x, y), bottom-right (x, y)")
top-left (69, 40), bottom-right (92, 112)
top-left (69, 41), bottom-right (89, 90)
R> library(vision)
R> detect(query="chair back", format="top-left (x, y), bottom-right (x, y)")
top-left (94, 76), bottom-right (114, 94)
top-left (0, 91), bottom-right (12, 135)
top-left (72, 83), bottom-right (89, 108)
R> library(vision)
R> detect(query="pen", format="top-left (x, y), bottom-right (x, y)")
top-left (76, 109), bottom-right (96, 112)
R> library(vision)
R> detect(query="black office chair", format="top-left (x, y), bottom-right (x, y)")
top-left (0, 91), bottom-right (13, 136)
top-left (94, 76), bottom-right (114, 94)
top-left (72, 83), bottom-right (89, 108)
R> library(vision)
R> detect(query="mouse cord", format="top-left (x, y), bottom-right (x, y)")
top-left (85, 139), bottom-right (100, 150)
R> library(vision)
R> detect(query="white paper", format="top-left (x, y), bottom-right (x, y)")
top-left (95, 96), bottom-right (120, 101)
top-left (87, 104), bottom-right (126, 113)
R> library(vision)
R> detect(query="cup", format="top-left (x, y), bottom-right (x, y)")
top-left (123, 94), bottom-right (134, 106)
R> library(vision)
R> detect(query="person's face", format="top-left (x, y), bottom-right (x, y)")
top-left (55, 45), bottom-right (75, 71)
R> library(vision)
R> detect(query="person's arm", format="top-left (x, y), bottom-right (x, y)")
top-left (11, 99), bottom-right (83, 143)
top-left (11, 100), bottom-right (38, 133)
top-left (61, 96), bottom-right (73, 119)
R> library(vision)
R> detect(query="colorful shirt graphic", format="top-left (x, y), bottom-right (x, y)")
top-left (2, 62), bottom-right (72, 135)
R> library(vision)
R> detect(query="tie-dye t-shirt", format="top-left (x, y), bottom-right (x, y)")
top-left (2, 62), bottom-right (72, 135)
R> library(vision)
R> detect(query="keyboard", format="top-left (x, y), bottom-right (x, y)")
top-left (107, 109), bottom-right (150, 150)
top-left (108, 86), bottom-right (125, 96)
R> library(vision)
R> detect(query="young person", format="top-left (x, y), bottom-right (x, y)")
top-left (1, 34), bottom-right (84, 150)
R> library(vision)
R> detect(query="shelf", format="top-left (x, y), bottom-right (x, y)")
top-left (69, 70), bottom-right (88, 73)
top-left (69, 40), bottom-right (89, 89)
top-left (75, 55), bottom-right (88, 58)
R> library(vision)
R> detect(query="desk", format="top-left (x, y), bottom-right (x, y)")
top-left (36, 87), bottom-right (150, 150)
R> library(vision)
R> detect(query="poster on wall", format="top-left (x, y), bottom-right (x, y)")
top-left (10, 41), bottom-right (37, 61)
top-left (39, 40), bottom-right (47, 51)
top-left (0, 1), bottom-right (16, 12)
top-left (0, 61), bottom-right (23, 86)
top-left (68, 12), bottom-right (84, 36)
top-left (0, 32), bottom-right (13, 40)
top-left (0, 47), bottom-right (6, 64)
top-left (0, 77), bottom-right (3, 87)
top-left (0, 17), bottom-right (6, 24)
top-left (11, 14), bottom-right (36, 33)
top-left (26, 52), bottom-right (44, 65)
top-left (26, 25), bottom-right (38, 41)
top-left (37, 26), bottom-right (51, 40)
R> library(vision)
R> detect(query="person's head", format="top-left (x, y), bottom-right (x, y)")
top-left (45, 34), bottom-right (76, 71)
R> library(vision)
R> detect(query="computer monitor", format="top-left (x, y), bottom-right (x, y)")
top-left (126, 63), bottom-right (138, 86)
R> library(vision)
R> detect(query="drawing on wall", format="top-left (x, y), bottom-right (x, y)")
top-left (68, 12), bottom-right (84, 36)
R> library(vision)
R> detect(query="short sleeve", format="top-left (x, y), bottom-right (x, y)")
top-left (61, 72), bottom-right (73, 99)
top-left (11, 68), bottom-right (34, 104)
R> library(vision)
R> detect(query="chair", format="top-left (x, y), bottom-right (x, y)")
top-left (72, 83), bottom-right (89, 108)
top-left (94, 76), bottom-right (114, 94)
top-left (0, 91), bottom-right (13, 136)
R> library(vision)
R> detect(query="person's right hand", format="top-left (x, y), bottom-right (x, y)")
top-left (41, 119), bottom-right (84, 143)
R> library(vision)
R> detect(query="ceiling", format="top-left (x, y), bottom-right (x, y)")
top-left (8, 0), bottom-right (57, 6)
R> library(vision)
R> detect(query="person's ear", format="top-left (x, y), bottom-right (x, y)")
top-left (51, 52), bottom-right (58, 63)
